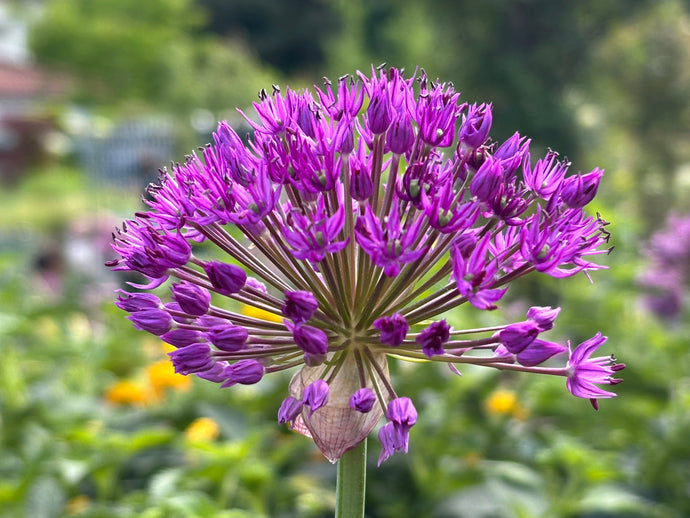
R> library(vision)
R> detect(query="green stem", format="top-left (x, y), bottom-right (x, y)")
top-left (335, 439), bottom-right (367, 518)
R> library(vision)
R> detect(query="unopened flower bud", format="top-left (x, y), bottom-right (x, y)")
top-left (367, 91), bottom-right (392, 134)
top-left (415, 320), bottom-right (450, 358)
top-left (386, 397), bottom-right (417, 430)
top-left (161, 328), bottom-right (203, 348)
top-left (221, 359), bottom-right (264, 387)
top-left (292, 322), bottom-right (329, 356)
top-left (387, 112), bottom-right (414, 154)
top-left (164, 302), bottom-right (194, 324)
top-left (278, 396), bottom-right (303, 426)
top-left (115, 290), bottom-right (161, 312)
top-left (335, 117), bottom-right (355, 154)
top-left (246, 277), bottom-right (268, 293)
top-left (196, 361), bottom-right (230, 383)
top-left (205, 323), bottom-right (249, 352)
top-left (169, 343), bottom-right (215, 375)
top-left (374, 313), bottom-right (409, 346)
top-left (517, 339), bottom-right (567, 367)
top-left (498, 320), bottom-right (541, 353)
top-left (171, 282), bottom-right (211, 316)
top-left (282, 290), bottom-right (318, 323)
top-left (303, 379), bottom-right (330, 416)
top-left (127, 308), bottom-right (172, 336)
top-left (458, 103), bottom-right (492, 150)
top-left (470, 157), bottom-right (503, 202)
top-left (493, 132), bottom-right (529, 175)
top-left (561, 168), bottom-right (604, 209)
top-left (204, 261), bottom-right (247, 295)
top-left (526, 305), bottom-right (561, 331)
top-left (349, 388), bottom-right (376, 413)
top-left (350, 166), bottom-right (373, 201)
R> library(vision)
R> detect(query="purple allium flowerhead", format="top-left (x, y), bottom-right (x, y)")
top-left (638, 212), bottom-right (690, 319)
top-left (109, 65), bottom-right (618, 464)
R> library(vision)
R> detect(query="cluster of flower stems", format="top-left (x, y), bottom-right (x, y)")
top-left (109, 66), bottom-right (624, 464)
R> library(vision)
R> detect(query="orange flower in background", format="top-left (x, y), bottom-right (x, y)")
top-left (104, 379), bottom-right (151, 406)
top-left (185, 417), bottom-right (220, 442)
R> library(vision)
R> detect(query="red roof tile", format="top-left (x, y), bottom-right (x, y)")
top-left (0, 61), bottom-right (65, 99)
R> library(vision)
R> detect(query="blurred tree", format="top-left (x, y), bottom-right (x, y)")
top-left (29, 0), bottom-right (277, 115)
top-left (582, 0), bottom-right (690, 231)
top-left (324, 0), bottom-right (649, 156)
top-left (198, 0), bottom-right (341, 76)
top-left (322, 0), bottom-right (439, 79)
top-left (30, 0), bottom-right (202, 102)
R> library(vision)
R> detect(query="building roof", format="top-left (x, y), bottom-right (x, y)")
top-left (0, 60), bottom-right (65, 100)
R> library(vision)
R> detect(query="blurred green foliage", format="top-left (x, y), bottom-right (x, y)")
top-left (2, 0), bottom-right (688, 516)
top-left (29, 0), bottom-right (278, 114)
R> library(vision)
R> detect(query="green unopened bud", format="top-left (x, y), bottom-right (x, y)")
top-left (438, 209), bottom-right (451, 227)
top-left (537, 244), bottom-right (551, 260)
top-left (409, 180), bottom-right (421, 199)
top-left (315, 231), bottom-right (325, 247)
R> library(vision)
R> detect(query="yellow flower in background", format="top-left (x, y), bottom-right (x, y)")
top-left (147, 359), bottom-right (192, 398)
top-left (104, 379), bottom-right (151, 406)
top-left (104, 343), bottom-right (192, 405)
top-left (485, 389), bottom-right (528, 419)
top-left (65, 494), bottom-right (91, 515)
top-left (240, 303), bottom-right (283, 323)
top-left (185, 417), bottom-right (220, 442)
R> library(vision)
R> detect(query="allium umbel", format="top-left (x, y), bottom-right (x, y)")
top-left (109, 66), bottom-right (624, 464)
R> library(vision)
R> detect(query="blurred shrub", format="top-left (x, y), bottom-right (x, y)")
top-left (29, 0), bottom-right (278, 116)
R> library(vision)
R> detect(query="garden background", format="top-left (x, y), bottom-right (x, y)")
top-left (1, 0), bottom-right (690, 516)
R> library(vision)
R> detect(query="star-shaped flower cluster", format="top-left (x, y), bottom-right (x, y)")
top-left (109, 66), bottom-right (623, 463)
